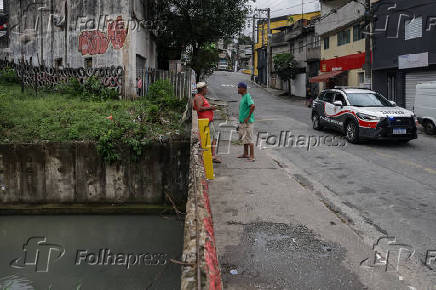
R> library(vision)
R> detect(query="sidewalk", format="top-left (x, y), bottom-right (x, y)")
top-left (207, 108), bottom-right (407, 289)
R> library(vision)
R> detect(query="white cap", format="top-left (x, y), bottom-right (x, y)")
top-left (197, 82), bottom-right (207, 89)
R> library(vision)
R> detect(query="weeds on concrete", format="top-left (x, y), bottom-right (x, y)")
top-left (0, 82), bottom-right (187, 163)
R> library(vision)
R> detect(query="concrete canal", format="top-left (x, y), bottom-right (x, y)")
top-left (0, 215), bottom-right (184, 289)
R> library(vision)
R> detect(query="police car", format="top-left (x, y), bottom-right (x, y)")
top-left (312, 88), bottom-right (417, 143)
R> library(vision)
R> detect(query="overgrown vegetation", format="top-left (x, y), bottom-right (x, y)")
top-left (54, 77), bottom-right (119, 102)
top-left (189, 44), bottom-right (220, 81)
top-left (0, 68), bottom-right (20, 85)
top-left (0, 77), bottom-right (188, 163)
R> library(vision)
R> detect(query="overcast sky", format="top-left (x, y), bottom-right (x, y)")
top-left (253, 0), bottom-right (320, 18)
top-left (243, 0), bottom-right (320, 35)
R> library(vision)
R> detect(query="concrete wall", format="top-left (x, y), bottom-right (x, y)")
top-left (317, 1), bottom-right (364, 36)
top-left (0, 0), bottom-right (158, 98)
top-left (372, 0), bottom-right (436, 70)
top-left (0, 141), bottom-right (190, 205)
top-left (291, 73), bottom-right (306, 97)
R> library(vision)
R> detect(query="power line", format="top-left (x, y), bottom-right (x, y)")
top-left (270, 0), bottom-right (319, 13)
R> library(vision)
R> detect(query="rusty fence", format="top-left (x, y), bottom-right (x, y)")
top-left (137, 69), bottom-right (194, 100)
top-left (0, 59), bottom-right (125, 96)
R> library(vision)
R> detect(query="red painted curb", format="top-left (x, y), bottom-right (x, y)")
top-left (202, 178), bottom-right (222, 290)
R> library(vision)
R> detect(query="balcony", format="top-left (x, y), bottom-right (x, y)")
top-left (307, 46), bottom-right (321, 61)
top-left (316, 1), bottom-right (364, 35)
top-left (271, 31), bottom-right (288, 47)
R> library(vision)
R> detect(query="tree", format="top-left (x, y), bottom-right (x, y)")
top-left (238, 35), bottom-right (253, 45)
top-left (273, 53), bottom-right (298, 96)
top-left (155, 0), bottom-right (251, 81)
top-left (189, 43), bottom-right (219, 81)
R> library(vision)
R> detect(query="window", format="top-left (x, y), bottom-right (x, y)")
top-left (0, 0), bottom-right (3, 11)
top-left (405, 17), bottom-right (422, 40)
top-left (314, 35), bottom-right (320, 48)
top-left (321, 92), bottom-right (335, 103)
top-left (298, 40), bottom-right (303, 53)
top-left (85, 57), bottom-right (92, 69)
top-left (347, 93), bottom-right (394, 107)
top-left (323, 36), bottom-right (329, 50)
top-left (337, 29), bottom-right (351, 46)
top-left (353, 24), bottom-right (364, 41)
top-left (334, 93), bottom-right (347, 106)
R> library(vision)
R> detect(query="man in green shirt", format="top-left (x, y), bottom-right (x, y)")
top-left (237, 82), bottom-right (256, 162)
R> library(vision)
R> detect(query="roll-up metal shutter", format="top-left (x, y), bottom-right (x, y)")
top-left (405, 71), bottom-right (436, 111)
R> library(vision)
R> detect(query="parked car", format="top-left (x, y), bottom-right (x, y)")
top-left (415, 81), bottom-right (436, 135)
top-left (312, 88), bottom-right (417, 143)
top-left (217, 59), bottom-right (228, 71)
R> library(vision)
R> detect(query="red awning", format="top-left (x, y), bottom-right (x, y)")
top-left (309, 71), bottom-right (344, 83)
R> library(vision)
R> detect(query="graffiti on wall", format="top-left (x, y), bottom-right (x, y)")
top-left (108, 16), bottom-right (128, 50)
top-left (78, 31), bottom-right (109, 56)
top-left (79, 16), bottom-right (128, 56)
top-left (0, 59), bottom-right (125, 94)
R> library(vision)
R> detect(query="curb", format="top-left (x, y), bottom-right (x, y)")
top-left (181, 111), bottom-right (223, 290)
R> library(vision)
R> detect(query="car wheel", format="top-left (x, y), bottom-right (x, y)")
top-left (424, 120), bottom-right (436, 135)
top-left (345, 120), bottom-right (360, 144)
top-left (312, 114), bottom-right (323, 130)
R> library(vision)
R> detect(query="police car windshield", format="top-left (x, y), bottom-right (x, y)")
top-left (347, 93), bottom-right (394, 107)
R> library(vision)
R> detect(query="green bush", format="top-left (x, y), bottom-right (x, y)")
top-left (147, 80), bottom-right (174, 101)
top-left (55, 77), bottom-right (119, 102)
top-left (0, 69), bottom-right (20, 85)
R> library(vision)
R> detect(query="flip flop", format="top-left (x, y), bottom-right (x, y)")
top-left (247, 158), bottom-right (256, 162)
top-left (213, 158), bottom-right (222, 164)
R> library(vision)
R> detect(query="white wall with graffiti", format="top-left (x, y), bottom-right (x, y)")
top-left (0, 0), bottom-right (158, 98)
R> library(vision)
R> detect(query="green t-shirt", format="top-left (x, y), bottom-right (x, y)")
top-left (239, 93), bottom-right (255, 123)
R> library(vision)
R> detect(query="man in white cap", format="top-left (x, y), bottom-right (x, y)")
top-left (193, 82), bottom-right (222, 163)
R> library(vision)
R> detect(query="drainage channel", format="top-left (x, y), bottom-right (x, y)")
top-left (0, 214), bottom-right (184, 289)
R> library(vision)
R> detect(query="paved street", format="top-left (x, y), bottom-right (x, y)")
top-left (207, 71), bottom-right (436, 289)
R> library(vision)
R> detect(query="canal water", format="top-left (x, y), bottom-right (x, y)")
top-left (0, 215), bottom-right (184, 290)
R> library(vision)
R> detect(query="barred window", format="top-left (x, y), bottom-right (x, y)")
top-left (353, 24), bottom-right (364, 41)
top-left (337, 29), bottom-right (351, 46)
top-left (323, 36), bottom-right (329, 50)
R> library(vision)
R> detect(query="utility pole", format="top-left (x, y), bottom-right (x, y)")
top-left (364, 0), bottom-right (372, 88)
top-left (266, 8), bottom-right (272, 88)
top-left (267, 8), bottom-right (271, 88)
top-left (236, 33), bottom-right (240, 72)
top-left (251, 14), bottom-right (255, 80)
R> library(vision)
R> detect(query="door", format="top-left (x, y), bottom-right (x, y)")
top-left (405, 71), bottom-right (436, 111)
top-left (320, 91), bottom-right (336, 127)
top-left (331, 92), bottom-right (348, 129)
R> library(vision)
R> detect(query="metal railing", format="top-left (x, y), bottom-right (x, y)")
top-left (136, 68), bottom-right (194, 100)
